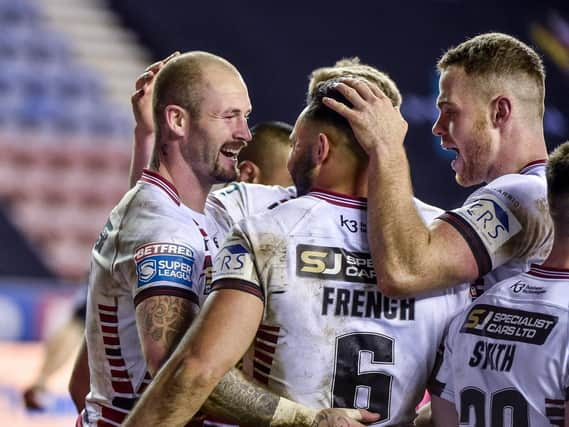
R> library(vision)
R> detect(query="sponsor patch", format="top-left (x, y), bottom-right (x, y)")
top-left (134, 242), bottom-right (195, 289)
top-left (460, 304), bottom-right (558, 345)
top-left (213, 243), bottom-right (256, 282)
top-left (297, 244), bottom-right (375, 284)
top-left (454, 195), bottom-right (522, 254)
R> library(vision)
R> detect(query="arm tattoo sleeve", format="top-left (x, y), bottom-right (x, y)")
top-left (202, 367), bottom-right (279, 426)
top-left (138, 296), bottom-right (197, 364)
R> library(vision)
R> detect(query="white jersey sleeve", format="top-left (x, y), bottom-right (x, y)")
top-left (438, 163), bottom-right (552, 290)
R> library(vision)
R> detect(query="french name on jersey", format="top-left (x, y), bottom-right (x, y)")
top-left (468, 339), bottom-right (516, 372)
top-left (213, 243), bottom-right (256, 283)
top-left (454, 194), bottom-right (522, 254)
top-left (134, 242), bottom-right (195, 289)
top-left (322, 286), bottom-right (415, 321)
top-left (297, 244), bottom-right (375, 283)
top-left (460, 304), bottom-right (558, 345)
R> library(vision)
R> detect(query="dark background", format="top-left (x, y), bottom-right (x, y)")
top-left (109, 0), bottom-right (569, 209)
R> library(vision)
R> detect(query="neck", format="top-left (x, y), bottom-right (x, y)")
top-left (489, 125), bottom-right (547, 181)
top-left (156, 160), bottom-right (210, 213)
top-left (541, 234), bottom-right (569, 270)
top-left (315, 162), bottom-right (368, 198)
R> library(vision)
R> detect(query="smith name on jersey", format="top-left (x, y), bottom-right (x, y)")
top-left (212, 189), bottom-right (470, 426)
top-left (431, 265), bottom-right (569, 426)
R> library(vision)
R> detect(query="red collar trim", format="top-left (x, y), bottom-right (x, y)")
top-left (140, 169), bottom-right (181, 206)
top-left (308, 188), bottom-right (367, 210)
top-left (519, 159), bottom-right (547, 175)
top-left (527, 263), bottom-right (569, 279)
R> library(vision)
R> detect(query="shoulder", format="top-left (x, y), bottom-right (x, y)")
top-left (473, 172), bottom-right (547, 207)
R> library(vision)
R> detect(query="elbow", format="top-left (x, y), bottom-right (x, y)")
top-left (376, 267), bottom-right (420, 298)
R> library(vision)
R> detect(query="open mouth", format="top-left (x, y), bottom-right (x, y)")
top-left (219, 143), bottom-right (243, 161)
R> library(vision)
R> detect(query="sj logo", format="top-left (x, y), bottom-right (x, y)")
top-left (300, 251), bottom-right (341, 274)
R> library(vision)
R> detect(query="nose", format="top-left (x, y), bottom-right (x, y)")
top-left (236, 117), bottom-right (252, 142)
top-left (432, 113), bottom-right (445, 137)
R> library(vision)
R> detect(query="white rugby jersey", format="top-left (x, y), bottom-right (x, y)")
top-left (431, 265), bottom-right (569, 426)
top-left (82, 169), bottom-right (211, 427)
top-left (212, 188), bottom-right (470, 426)
top-left (438, 161), bottom-right (553, 295)
top-left (205, 182), bottom-right (296, 237)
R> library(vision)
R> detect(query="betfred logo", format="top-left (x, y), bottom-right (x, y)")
top-left (134, 242), bottom-right (195, 290)
top-left (134, 242), bottom-right (194, 262)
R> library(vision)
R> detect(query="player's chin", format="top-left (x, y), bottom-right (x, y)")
top-left (213, 163), bottom-right (238, 183)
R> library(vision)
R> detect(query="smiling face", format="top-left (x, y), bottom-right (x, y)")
top-left (181, 64), bottom-right (252, 184)
top-left (432, 66), bottom-right (498, 187)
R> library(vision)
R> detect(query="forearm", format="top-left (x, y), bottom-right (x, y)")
top-left (129, 126), bottom-right (154, 188)
top-left (367, 148), bottom-right (435, 295)
top-left (69, 338), bottom-right (90, 413)
top-left (203, 368), bottom-right (318, 427)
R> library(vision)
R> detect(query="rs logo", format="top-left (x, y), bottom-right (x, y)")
top-left (300, 251), bottom-right (342, 274)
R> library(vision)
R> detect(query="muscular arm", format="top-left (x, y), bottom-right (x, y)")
top-left (126, 287), bottom-right (266, 426)
top-left (324, 79), bottom-right (478, 296)
top-left (431, 395), bottom-right (458, 427)
top-left (365, 151), bottom-right (478, 296)
top-left (129, 53), bottom-right (179, 187)
top-left (136, 295), bottom-right (199, 376)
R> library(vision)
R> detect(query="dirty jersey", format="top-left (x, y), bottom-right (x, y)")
top-left (212, 188), bottom-right (470, 426)
top-left (438, 161), bottom-right (552, 295)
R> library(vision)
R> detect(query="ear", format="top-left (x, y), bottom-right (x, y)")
top-left (164, 105), bottom-right (188, 137)
top-left (491, 96), bottom-right (512, 128)
top-left (316, 133), bottom-right (331, 165)
top-left (237, 160), bottom-right (261, 183)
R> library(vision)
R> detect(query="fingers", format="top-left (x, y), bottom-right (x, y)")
top-left (322, 96), bottom-right (357, 121)
top-left (144, 51), bottom-right (180, 74)
top-left (355, 409), bottom-right (381, 423)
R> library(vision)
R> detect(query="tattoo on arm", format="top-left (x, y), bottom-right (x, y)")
top-left (202, 367), bottom-right (279, 427)
top-left (137, 296), bottom-right (198, 371)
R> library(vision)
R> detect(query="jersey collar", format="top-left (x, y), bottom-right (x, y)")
top-left (140, 169), bottom-right (181, 206)
top-left (308, 188), bottom-right (367, 210)
top-left (527, 263), bottom-right (569, 279)
top-left (519, 159), bottom-right (547, 175)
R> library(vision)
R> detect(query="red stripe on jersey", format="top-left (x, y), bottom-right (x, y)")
top-left (546, 398), bottom-right (565, 405)
top-left (256, 330), bottom-right (279, 344)
top-left (254, 349), bottom-right (274, 365)
top-left (258, 324), bottom-right (280, 333)
top-left (98, 304), bottom-right (118, 312)
top-left (97, 420), bottom-right (118, 427)
top-left (253, 370), bottom-right (269, 385)
top-left (137, 382), bottom-right (149, 394)
top-left (255, 339), bottom-right (276, 354)
top-left (108, 358), bottom-right (126, 367)
top-left (546, 407), bottom-right (565, 417)
top-left (528, 264), bottom-right (569, 279)
top-left (140, 169), bottom-right (181, 206)
top-left (308, 188), bottom-right (367, 210)
top-left (103, 336), bottom-right (120, 346)
top-left (101, 405), bottom-right (128, 423)
top-left (99, 314), bottom-right (118, 324)
top-left (110, 369), bottom-right (130, 379)
top-left (112, 380), bottom-right (135, 394)
top-left (101, 325), bottom-right (118, 334)
top-left (519, 159), bottom-right (547, 174)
